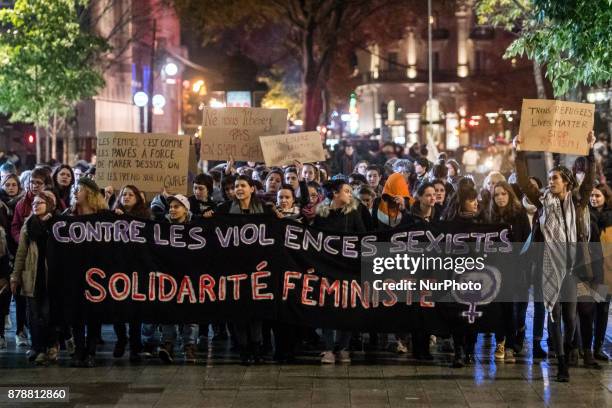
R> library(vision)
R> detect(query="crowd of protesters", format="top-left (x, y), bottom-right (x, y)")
top-left (0, 131), bottom-right (611, 383)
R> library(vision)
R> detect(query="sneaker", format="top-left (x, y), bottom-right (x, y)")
top-left (338, 350), bottom-right (351, 363)
top-left (184, 344), bottom-right (197, 363)
top-left (396, 340), bottom-right (408, 354)
top-left (34, 352), bottom-right (48, 366)
top-left (47, 346), bottom-right (59, 363)
top-left (65, 337), bottom-right (76, 356)
top-left (494, 343), bottom-right (505, 361)
top-left (505, 349), bottom-right (516, 363)
top-left (141, 343), bottom-right (156, 358)
top-left (26, 349), bottom-right (37, 362)
top-left (594, 348), bottom-right (610, 361)
top-left (158, 342), bottom-right (174, 364)
top-left (16, 331), bottom-right (29, 347)
top-left (0, 336), bottom-right (6, 349)
top-left (320, 351), bottom-right (335, 364)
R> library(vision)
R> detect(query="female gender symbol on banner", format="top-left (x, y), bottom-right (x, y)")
top-left (451, 265), bottom-right (502, 323)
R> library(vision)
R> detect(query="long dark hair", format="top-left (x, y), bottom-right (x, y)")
top-left (112, 185), bottom-right (149, 218)
top-left (487, 181), bottom-right (523, 223)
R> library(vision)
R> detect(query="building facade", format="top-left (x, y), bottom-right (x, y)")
top-left (75, 0), bottom-right (186, 161)
top-left (354, 0), bottom-right (537, 151)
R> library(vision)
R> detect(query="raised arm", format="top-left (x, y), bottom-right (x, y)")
top-left (513, 136), bottom-right (541, 209)
top-left (577, 131), bottom-right (596, 208)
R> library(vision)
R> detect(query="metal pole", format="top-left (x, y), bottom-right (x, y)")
top-left (427, 0), bottom-right (433, 145)
top-left (147, 19), bottom-right (156, 133)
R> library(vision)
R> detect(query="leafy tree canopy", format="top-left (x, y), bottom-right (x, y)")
top-left (0, 0), bottom-right (108, 126)
top-left (477, 0), bottom-right (612, 96)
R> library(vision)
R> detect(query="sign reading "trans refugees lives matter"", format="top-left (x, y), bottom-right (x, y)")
top-left (199, 107), bottom-right (288, 162)
top-left (95, 132), bottom-right (190, 195)
top-left (518, 99), bottom-right (594, 155)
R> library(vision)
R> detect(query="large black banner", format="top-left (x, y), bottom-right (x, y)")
top-left (47, 213), bottom-right (514, 333)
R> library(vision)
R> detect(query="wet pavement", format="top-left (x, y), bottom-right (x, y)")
top-left (1, 307), bottom-right (611, 407)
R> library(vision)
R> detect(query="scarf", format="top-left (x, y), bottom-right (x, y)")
top-left (540, 191), bottom-right (576, 313)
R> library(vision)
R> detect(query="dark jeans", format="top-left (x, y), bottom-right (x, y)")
top-left (594, 298), bottom-right (610, 349)
top-left (577, 301), bottom-right (596, 350)
top-left (0, 289), bottom-right (10, 337)
top-left (547, 277), bottom-right (577, 357)
top-left (26, 295), bottom-right (56, 354)
top-left (14, 293), bottom-right (26, 334)
top-left (495, 302), bottom-right (516, 349)
top-left (113, 323), bottom-right (142, 353)
top-left (234, 320), bottom-right (262, 347)
top-left (515, 300), bottom-right (545, 340)
top-left (73, 322), bottom-right (101, 358)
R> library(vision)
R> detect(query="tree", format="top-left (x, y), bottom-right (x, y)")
top-left (477, 0), bottom-right (612, 97)
top-left (0, 0), bottom-right (108, 163)
top-left (172, 0), bottom-right (414, 131)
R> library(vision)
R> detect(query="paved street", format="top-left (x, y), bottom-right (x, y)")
top-left (1, 313), bottom-right (611, 408)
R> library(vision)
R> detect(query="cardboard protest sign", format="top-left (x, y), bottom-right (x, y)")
top-left (260, 131), bottom-right (325, 166)
top-left (518, 99), bottom-right (594, 155)
top-left (96, 132), bottom-right (190, 195)
top-left (200, 107), bottom-right (288, 162)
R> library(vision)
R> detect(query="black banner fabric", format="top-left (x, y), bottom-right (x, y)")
top-left (47, 214), bottom-right (513, 334)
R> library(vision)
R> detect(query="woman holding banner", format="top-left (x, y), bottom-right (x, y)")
top-left (314, 179), bottom-right (366, 364)
top-left (64, 177), bottom-right (109, 368)
top-left (514, 130), bottom-right (595, 382)
top-left (111, 185), bottom-right (149, 362)
top-left (217, 175), bottom-right (275, 364)
top-left (441, 184), bottom-right (482, 368)
top-left (486, 181), bottom-right (530, 363)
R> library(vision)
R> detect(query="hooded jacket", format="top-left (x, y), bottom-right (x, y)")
top-left (372, 173), bottom-right (413, 230)
top-left (314, 197), bottom-right (366, 233)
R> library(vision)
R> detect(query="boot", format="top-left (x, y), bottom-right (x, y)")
top-left (532, 340), bottom-right (547, 359)
top-left (583, 350), bottom-right (601, 369)
top-left (593, 347), bottom-right (610, 361)
top-left (556, 356), bottom-right (569, 382)
top-left (252, 343), bottom-right (263, 365)
top-left (452, 346), bottom-right (465, 368)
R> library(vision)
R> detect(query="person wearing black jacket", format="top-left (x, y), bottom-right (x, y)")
top-left (486, 181), bottom-right (530, 364)
top-left (111, 185), bottom-right (150, 362)
top-left (314, 179), bottom-right (365, 364)
top-left (189, 173), bottom-right (217, 218)
top-left (589, 184), bottom-right (612, 361)
top-left (441, 184), bottom-right (483, 367)
top-left (217, 176), bottom-right (274, 365)
top-left (404, 182), bottom-right (441, 360)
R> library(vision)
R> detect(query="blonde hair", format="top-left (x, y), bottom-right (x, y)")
top-left (75, 185), bottom-right (108, 213)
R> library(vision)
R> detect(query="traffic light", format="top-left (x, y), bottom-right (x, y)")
top-left (25, 132), bottom-right (35, 146)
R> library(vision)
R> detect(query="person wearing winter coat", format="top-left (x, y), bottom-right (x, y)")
top-left (588, 183), bottom-right (612, 361)
top-left (486, 181), bottom-right (531, 364)
top-left (63, 177), bottom-right (109, 368)
top-left (10, 192), bottom-right (56, 365)
top-left (314, 179), bottom-right (366, 364)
